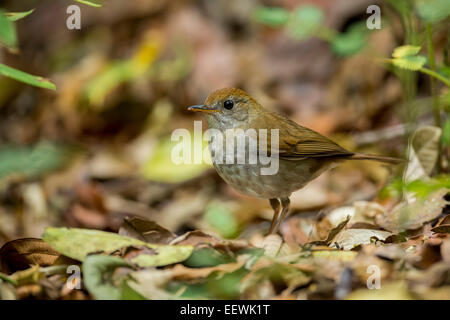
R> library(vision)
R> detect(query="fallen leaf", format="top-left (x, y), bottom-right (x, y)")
top-left (10, 265), bottom-right (43, 285)
top-left (431, 224), bottom-right (450, 234)
top-left (376, 189), bottom-right (448, 232)
top-left (127, 269), bottom-right (173, 300)
top-left (330, 229), bottom-right (392, 250)
top-left (119, 216), bottom-right (176, 244)
top-left (42, 227), bottom-right (193, 267)
top-left (171, 262), bottom-right (244, 280)
top-left (403, 126), bottom-right (441, 183)
top-left (261, 234), bottom-right (283, 258)
top-left (311, 250), bottom-right (357, 262)
top-left (0, 279), bottom-right (16, 300)
top-left (0, 238), bottom-right (61, 274)
top-left (309, 215), bottom-right (351, 246)
top-left (346, 281), bottom-right (413, 300)
top-left (82, 255), bottom-right (131, 300)
top-left (183, 247), bottom-right (235, 268)
top-left (170, 230), bottom-right (248, 251)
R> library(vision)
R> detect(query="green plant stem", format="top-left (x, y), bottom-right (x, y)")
top-left (419, 67), bottom-right (450, 87)
top-left (426, 23), bottom-right (442, 173)
top-left (426, 23), bottom-right (441, 128)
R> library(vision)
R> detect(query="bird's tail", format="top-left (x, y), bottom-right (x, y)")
top-left (349, 153), bottom-right (403, 164)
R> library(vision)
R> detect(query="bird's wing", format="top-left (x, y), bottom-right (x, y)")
top-left (257, 111), bottom-right (354, 160)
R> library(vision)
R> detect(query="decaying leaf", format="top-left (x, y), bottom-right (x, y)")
top-left (242, 259), bottom-right (310, 296)
top-left (404, 126), bottom-right (441, 183)
top-left (82, 255), bottom-right (132, 300)
top-left (10, 264), bottom-right (43, 286)
top-left (42, 227), bottom-right (193, 267)
top-left (170, 230), bottom-right (248, 251)
top-left (0, 238), bottom-right (61, 274)
top-left (309, 215), bottom-right (351, 246)
top-left (261, 234), bottom-right (283, 258)
top-left (311, 250), bottom-right (357, 262)
top-left (126, 269), bottom-right (173, 300)
top-left (346, 281), bottom-right (413, 300)
top-left (376, 189), bottom-right (448, 233)
top-left (330, 229), bottom-right (392, 250)
top-left (119, 216), bottom-right (176, 244)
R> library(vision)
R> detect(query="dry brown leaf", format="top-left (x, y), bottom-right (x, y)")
top-left (127, 269), bottom-right (173, 300)
top-left (376, 189), bottom-right (448, 233)
top-left (0, 238), bottom-right (61, 274)
top-left (119, 216), bottom-right (176, 244)
top-left (171, 261), bottom-right (244, 281)
top-left (261, 234), bottom-right (282, 258)
top-left (170, 230), bottom-right (248, 251)
top-left (347, 281), bottom-right (413, 300)
top-left (330, 229), bottom-right (392, 250)
top-left (309, 215), bottom-right (351, 246)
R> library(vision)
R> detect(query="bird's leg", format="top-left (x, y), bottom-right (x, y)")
top-left (273, 197), bottom-right (290, 234)
top-left (268, 198), bottom-right (281, 234)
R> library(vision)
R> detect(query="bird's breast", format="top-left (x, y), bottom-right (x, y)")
top-left (207, 129), bottom-right (333, 199)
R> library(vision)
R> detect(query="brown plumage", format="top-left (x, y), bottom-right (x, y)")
top-left (189, 88), bottom-right (402, 234)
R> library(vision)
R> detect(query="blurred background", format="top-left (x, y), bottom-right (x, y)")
top-left (0, 0), bottom-right (448, 245)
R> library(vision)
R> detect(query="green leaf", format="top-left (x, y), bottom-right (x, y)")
top-left (142, 134), bottom-right (211, 183)
top-left (392, 45), bottom-right (421, 58)
top-left (331, 23), bottom-right (367, 56)
top-left (242, 263), bottom-right (309, 294)
top-left (392, 55), bottom-right (427, 71)
top-left (253, 7), bottom-right (290, 27)
top-left (0, 141), bottom-right (71, 180)
top-left (287, 5), bottom-right (324, 40)
top-left (0, 273), bottom-right (17, 286)
top-left (204, 202), bottom-right (239, 238)
top-left (206, 266), bottom-right (248, 299)
top-left (0, 9), bottom-right (17, 49)
top-left (381, 176), bottom-right (450, 200)
top-left (5, 9), bottom-right (34, 22)
top-left (406, 177), bottom-right (450, 198)
top-left (0, 63), bottom-right (56, 90)
top-left (184, 247), bottom-right (235, 268)
top-left (82, 255), bottom-right (131, 300)
top-left (42, 227), bottom-right (193, 267)
top-left (121, 281), bottom-right (147, 300)
top-left (129, 245), bottom-right (194, 268)
top-left (416, 0), bottom-right (450, 23)
top-left (74, 0), bottom-right (102, 7)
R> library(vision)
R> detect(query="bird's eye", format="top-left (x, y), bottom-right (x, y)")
top-left (223, 100), bottom-right (234, 110)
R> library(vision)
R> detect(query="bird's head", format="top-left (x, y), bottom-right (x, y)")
top-left (188, 88), bottom-right (260, 129)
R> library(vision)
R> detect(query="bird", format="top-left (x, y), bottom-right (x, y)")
top-left (188, 88), bottom-right (402, 234)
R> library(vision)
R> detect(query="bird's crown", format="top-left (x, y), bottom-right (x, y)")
top-left (205, 88), bottom-right (255, 106)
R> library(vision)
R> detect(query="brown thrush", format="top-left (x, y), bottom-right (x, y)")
top-left (188, 88), bottom-right (401, 234)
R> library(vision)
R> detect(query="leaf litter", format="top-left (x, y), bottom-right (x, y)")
top-left (0, 0), bottom-right (449, 301)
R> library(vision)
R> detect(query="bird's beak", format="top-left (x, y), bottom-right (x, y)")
top-left (187, 104), bottom-right (220, 114)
